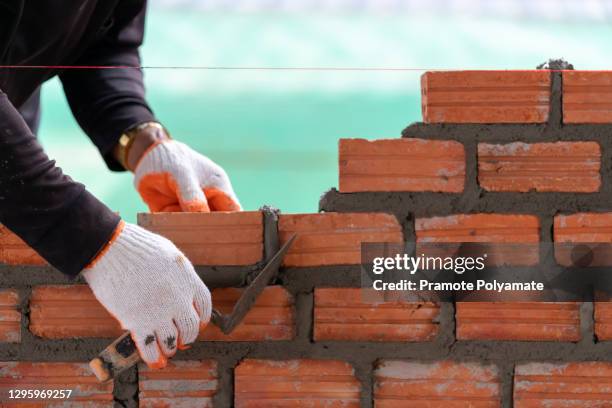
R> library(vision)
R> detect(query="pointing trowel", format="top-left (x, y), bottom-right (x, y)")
top-left (89, 234), bottom-right (296, 382)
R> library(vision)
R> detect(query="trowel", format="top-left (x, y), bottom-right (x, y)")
top-left (89, 234), bottom-right (296, 383)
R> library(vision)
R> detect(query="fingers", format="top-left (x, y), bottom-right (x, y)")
top-left (174, 172), bottom-right (211, 212)
top-left (131, 287), bottom-right (209, 369)
top-left (132, 330), bottom-right (167, 369)
top-left (174, 307), bottom-right (201, 350)
top-left (198, 159), bottom-right (242, 211)
top-left (155, 323), bottom-right (179, 358)
top-left (193, 280), bottom-right (213, 326)
top-left (136, 173), bottom-right (180, 212)
top-left (132, 319), bottom-right (185, 369)
top-left (137, 173), bottom-right (211, 213)
top-left (136, 166), bottom-right (239, 213)
top-left (204, 188), bottom-right (241, 211)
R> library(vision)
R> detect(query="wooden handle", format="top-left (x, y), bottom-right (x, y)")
top-left (90, 310), bottom-right (221, 382)
top-left (89, 332), bottom-right (140, 383)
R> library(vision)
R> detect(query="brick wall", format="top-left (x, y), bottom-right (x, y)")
top-left (2, 66), bottom-right (612, 407)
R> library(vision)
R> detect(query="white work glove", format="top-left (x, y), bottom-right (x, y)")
top-left (134, 140), bottom-right (241, 212)
top-left (82, 221), bottom-right (212, 368)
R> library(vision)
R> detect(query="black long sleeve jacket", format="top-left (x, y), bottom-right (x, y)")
top-left (0, 0), bottom-right (156, 276)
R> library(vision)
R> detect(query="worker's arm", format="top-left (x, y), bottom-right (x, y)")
top-left (2, 2), bottom-right (212, 367)
top-left (59, 0), bottom-right (154, 171)
top-left (60, 0), bottom-right (241, 212)
top-left (0, 90), bottom-right (210, 367)
top-left (0, 91), bottom-right (120, 276)
top-left (0, 90), bottom-right (212, 368)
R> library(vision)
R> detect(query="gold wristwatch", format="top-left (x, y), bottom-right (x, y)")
top-left (116, 122), bottom-right (170, 171)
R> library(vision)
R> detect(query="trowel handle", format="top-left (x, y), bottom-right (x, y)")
top-left (89, 331), bottom-right (140, 383)
top-left (90, 308), bottom-right (226, 383)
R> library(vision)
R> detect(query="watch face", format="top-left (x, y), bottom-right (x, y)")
top-left (119, 134), bottom-right (131, 147)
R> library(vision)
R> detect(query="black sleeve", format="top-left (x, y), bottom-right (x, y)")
top-left (0, 91), bottom-right (121, 276)
top-left (60, 0), bottom-right (155, 171)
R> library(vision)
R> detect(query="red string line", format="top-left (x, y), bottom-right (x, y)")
top-left (0, 65), bottom-right (582, 71)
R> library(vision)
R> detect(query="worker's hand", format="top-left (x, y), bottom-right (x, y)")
top-left (82, 221), bottom-right (211, 369)
top-left (134, 140), bottom-right (241, 212)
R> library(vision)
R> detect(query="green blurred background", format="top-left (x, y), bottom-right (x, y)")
top-left (37, 1), bottom-right (612, 222)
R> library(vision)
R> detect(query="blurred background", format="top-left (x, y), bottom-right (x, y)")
top-left (38, 0), bottom-right (612, 221)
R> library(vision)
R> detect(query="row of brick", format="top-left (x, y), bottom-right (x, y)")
top-left (339, 138), bottom-right (602, 193)
top-left (25, 286), bottom-right (294, 342)
top-left (2, 286), bottom-right (611, 343)
top-left (2, 359), bottom-right (612, 407)
top-left (5, 211), bottom-right (612, 267)
top-left (421, 70), bottom-right (612, 124)
top-left (0, 212), bottom-right (403, 267)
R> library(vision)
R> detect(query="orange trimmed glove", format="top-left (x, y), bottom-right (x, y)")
top-left (134, 140), bottom-right (241, 212)
top-left (83, 221), bottom-right (212, 369)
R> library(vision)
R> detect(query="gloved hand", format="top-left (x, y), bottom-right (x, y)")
top-left (134, 140), bottom-right (241, 212)
top-left (82, 221), bottom-right (212, 369)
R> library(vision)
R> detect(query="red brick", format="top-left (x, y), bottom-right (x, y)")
top-left (416, 214), bottom-right (539, 243)
top-left (139, 360), bottom-right (218, 407)
top-left (0, 224), bottom-right (45, 266)
top-left (29, 285), bottom-right (294, 341)
top-left (235, 359), bottom-right (360, 407)
top-left (138, 211), bottom-right (263, 265)
top-left (0, 290), bottom-right (20, 343)
top-left (314, 288), bottom-right (438, 341)
top-left (339, 138), bottom-right (465, 193)
top-left (555, 212), bottom-right (612, 241)
top-left (199, 286), bottom-right (294, 341)
top-left (514, 362), bottom-right (612, 407)
top-left (279, 212), bottom-right (403, 267)
top-left (374, 360), bottom-right (501, 407)
top-left (421, 70), bottom-right (550, 123)
top-left (563, 71), bottom-right (612, 123)
top-left (0, 362), bottom-right (113, 406)
top-left (456, 302), bottom-right (581, 341)
top-left (478, 142), bottom-right (601, 192)
top-left (595, 301), bottom-right (612, 340)
top-left (554, 212), bottom-right (612, 266)
top-left (29, 285), bottom-right (122, 339)
top-left (415, 213), bottom-right (540, 265)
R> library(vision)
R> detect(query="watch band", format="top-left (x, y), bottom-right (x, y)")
top-left (117, 122), bottom-right (170, 171)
